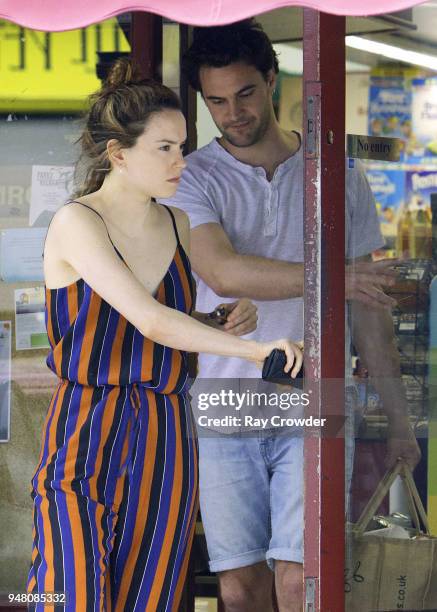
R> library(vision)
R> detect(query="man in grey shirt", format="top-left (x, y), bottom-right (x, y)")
top-left (162, 19), bottom-right (420, 612)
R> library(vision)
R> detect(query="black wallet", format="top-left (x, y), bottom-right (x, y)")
top-left (262, 349), bottom-right (304, 388)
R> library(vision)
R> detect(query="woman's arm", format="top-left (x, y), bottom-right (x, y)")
top-left (46, 204), bottom-right (301, 373)
top-left (191, 311), bottom-right (218, 326)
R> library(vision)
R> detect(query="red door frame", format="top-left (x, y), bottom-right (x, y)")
top-left (303, 10), bottom-right (346, 612)
top-left (131, 12), bottom-right (162, 80)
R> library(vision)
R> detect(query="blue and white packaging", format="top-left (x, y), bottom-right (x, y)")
top-left (368, 79), bottom-right (412, 142)
top-left (365, 165), bottom-right (406, 249)
top-left (405, 169), bottom-right (437, 209)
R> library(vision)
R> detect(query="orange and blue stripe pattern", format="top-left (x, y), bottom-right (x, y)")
top-left (27, 206), bottom-right (198, 611)
top-left (44, 240), bottom-right (195, 391)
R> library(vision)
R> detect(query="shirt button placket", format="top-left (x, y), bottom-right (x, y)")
top-left (265, 186), bottom-right (278, 237)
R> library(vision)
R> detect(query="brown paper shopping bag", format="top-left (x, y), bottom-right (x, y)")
top-left (345, 460), bottom-right (437, 611)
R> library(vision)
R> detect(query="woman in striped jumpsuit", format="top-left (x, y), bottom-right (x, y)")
top-left (26, 59), bottom-right (303, 611)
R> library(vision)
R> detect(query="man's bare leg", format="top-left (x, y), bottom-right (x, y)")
top-left (275, 560), bottom-right (303, 612)
top-left (218, 562), bottom-right (274, 612)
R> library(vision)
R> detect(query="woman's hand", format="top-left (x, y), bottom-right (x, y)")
top-left (250, 338), bottom-right (303, 377)
top-left (191, 299), bottom-right (257, 334)
top-left (220, 299), bottom-right (258, 336)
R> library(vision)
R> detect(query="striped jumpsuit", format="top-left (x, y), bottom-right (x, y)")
top-left (27, 205), bottom-right (199, 611)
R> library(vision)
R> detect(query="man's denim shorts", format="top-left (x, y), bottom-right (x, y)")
top-left (198, 429), bottom-right (304, 572)
top-left (197, 389), bottom-right (358, 573)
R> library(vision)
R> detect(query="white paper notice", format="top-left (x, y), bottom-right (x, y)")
top-left (29, 165), bottom-right (74, 226)
top-left (0, 227), bottom-right (46, 282)
top-left (15, 287), bottom-right (49, 351)
top-left (412, 81), bottom-right (437, 153)
top-left (0, 321), bottom-right (12, 442)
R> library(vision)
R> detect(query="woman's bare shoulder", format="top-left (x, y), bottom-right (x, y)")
top-left (49, 200), bottom-right (107, 236)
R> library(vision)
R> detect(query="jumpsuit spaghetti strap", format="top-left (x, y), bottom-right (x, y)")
top-left (27, 204), bottom-right (199, 611)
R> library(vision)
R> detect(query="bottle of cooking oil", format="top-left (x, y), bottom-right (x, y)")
top-left (409, 197), bottom-right (432, 259)
top-left (396, 205), bottom-right (413, 257)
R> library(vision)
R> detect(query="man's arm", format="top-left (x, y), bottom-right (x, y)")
top-left (349, 257), bottom-right (421, 469)
top-left (191, 223), bottom-right (303, 300)
top-left (191, 223), bottom-right (399, 306)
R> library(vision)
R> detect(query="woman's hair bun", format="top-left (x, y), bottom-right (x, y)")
top-left (104, 57), bottom-right (144, 90)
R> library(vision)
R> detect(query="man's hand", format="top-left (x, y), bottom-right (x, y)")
top-left (221, 299), bottom-right (258, 336)
top-left (385, 418), bottom-right (421, 471)
top-left (345, 259), bottom-right (400, 309)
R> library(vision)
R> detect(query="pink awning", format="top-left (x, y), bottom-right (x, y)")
top-left (0, 0), bottom-right (426, 32)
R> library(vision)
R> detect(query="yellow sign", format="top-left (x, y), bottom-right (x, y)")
top-left (0, 19), bottom-right (130, 113)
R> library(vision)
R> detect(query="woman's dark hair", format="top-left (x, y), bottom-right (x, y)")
top-left (182, 19), bottom-right (279, 93)
top-left (75, 58), bottom-right (181, 197)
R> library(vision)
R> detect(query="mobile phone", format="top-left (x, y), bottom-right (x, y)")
top-left (206, 306), bottom-right (228, 325)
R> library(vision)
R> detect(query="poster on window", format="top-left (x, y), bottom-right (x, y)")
top-left (29, 164), bottom-right (74, 227)
top-left (0, 227), bottom-right (46, 282)
top-left (0, 321), bottom-right (11, 442)
top-left (14, 287), bottom-right (49, 351)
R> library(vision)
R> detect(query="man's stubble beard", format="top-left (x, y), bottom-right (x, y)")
top-left (219, 103), bottom-right (272, 149)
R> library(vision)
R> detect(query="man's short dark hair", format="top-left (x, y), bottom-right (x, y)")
top-left (182, 19), bottom-right (279, 92)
